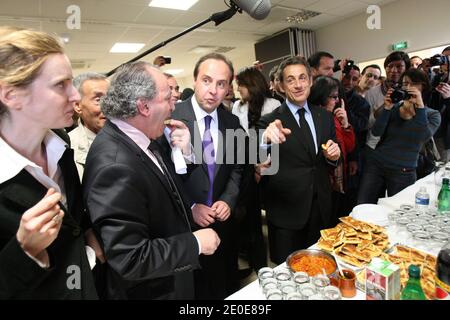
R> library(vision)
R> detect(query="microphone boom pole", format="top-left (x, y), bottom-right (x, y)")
top-left (105, 5), bottom-right (240, 77)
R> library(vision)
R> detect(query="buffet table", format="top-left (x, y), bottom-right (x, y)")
top-left (226, 171), bottom-right (441, 300)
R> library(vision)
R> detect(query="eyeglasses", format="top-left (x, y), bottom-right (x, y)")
top-left (365, 73), bottom-right (379, 80)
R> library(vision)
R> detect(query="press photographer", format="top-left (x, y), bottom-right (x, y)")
top-left (358, 68), bottom-right (441, 204)
top-left (428, 46), bottom-right (450, 161)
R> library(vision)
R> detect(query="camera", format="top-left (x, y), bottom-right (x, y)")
top-left (163, 56), bottom-right (172, 64)
top-left (430, 54), bottom-right (449, 67)
top-left (333, 59), bottom-right (354, 74)
top-left (390, 89), bottom-right (411, 104)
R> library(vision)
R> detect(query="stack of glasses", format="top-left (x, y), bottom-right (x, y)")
top-left (257, 267), bottom-right (342, 300)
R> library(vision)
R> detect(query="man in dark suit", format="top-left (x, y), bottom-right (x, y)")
top-left (257, 56), bottom-right (341, 264)
top-left (170, 53), bottom-right (244, 300)
top-left (82, 61), bottom-right (220, 300)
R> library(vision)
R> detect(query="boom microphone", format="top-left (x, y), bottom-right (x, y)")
top-left (231, 0), bottom-right (272, 20)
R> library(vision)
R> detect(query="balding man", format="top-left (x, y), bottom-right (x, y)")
top-left (69, 72), bottom-right (109, 179)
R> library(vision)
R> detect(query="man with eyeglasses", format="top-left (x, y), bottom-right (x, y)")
top-left (357, 64), bottom-right (382, 98)
top-left (69, 72), bottom-right (109, 179)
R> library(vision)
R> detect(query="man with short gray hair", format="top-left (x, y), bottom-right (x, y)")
top-left (82, 61), bottom-right (220, 299)
top-left (69, 72), bottom-right (109, 179)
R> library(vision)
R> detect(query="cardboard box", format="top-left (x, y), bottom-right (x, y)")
top-left (365, 258), bottom-right (401, 300)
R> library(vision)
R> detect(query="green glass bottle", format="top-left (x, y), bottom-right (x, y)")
top-left (438, 178), bottom-right (450, 214)
top-left (400, 265), bottom-right (426, 300)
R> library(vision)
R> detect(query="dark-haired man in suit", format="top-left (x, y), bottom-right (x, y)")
top-left (171, 53), bottom-right (244, 300)
top-left (257, 56), bottom-right (341, 264)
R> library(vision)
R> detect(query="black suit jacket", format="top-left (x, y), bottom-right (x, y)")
top-left (82, 120), bottom-right (199, 300)
top-left (171, 99), bottom-right (244, 216)
top-left (0, 147), bottom-right (97, 299)
top-left (256, 102), bottom-right (337, 230)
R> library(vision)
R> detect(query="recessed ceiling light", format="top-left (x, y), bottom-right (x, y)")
top-left (110, 43), bottom-right (145, 53)
top-left (149, 0), bottom-right (199, 11)
top-left (164, 69), bottom-right (184, 75)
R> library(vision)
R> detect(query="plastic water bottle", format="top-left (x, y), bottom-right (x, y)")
top-left (415, 186), bottom-right (430, 211)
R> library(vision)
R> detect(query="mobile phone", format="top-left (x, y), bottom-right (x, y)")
top-left (333, 100), bottom-right (341, 111)
top-left (163, 56), bottom-right (171, 64)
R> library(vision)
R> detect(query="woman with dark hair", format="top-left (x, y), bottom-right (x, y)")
top-left (232, 67), bottom-right (280, 273)
top-left (309, 76), bottom-right (355, 220)
top-left (357, 69), bottom-right (441, 204)
top-left (232, 67), bottom-right (280, 131)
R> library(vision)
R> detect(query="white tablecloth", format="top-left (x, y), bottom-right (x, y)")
top-left (377, 172), bottom-right (436, 210)
top-left (226, 172), bottom-right (438, 300)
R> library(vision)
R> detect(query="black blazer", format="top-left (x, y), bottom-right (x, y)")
top-left (0, 147), bottom-right (97, 299)
top-left (82, 120), bottom-right (200, 300)
top-left (256, 103), bottom-right (337, 230)
top-left (170, 99), bottom-right (244, 218)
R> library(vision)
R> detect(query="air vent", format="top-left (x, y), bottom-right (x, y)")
top-left (188, 45), bottom-right (235, 55)
top-left (286, 9), bottom-right (321, 24)
top-left (70, 59), bottom-right (94, 69)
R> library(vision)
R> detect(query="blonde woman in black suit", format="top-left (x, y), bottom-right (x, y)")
top-left (0, 27), bottom-right (99, 299)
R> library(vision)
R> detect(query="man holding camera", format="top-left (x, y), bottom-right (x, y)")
top-left (430, 47), bottom-right (450, 161)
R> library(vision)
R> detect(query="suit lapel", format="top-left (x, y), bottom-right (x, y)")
top-left (2, 168), bottom-right (78, 227)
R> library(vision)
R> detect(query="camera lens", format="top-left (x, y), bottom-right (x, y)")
top-left (391, 89), bottom-right (410, 103)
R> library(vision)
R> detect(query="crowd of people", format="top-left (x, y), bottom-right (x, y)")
top-left (0, 26), bottom-right (449, 300)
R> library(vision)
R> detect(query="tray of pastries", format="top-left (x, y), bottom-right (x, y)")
top-left (379, 244), bottom-right (436, 300)
top-left (317, 216), bottom-right (390, 268)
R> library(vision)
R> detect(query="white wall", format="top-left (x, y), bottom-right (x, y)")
top-left (315, 0), bottom-right (450, 64)
top-left (176, 52), bottom-right (256, 92)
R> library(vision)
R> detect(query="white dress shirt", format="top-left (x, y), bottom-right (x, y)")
top-left (232, 97), bottom-right (281, 132)
top-left (0, 130), bottom-right (68, 207)
top-left (0, 130), bottom-right (70, 268)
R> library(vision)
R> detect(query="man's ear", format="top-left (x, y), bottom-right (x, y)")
top-left (136, 99), bottom-right (151, 116)
top-left (0, 85), bottom-right (22, 110)
top-left (278, 82), bottom-right (286, 94)
top-left (73, 101), bottom-right (82, 114)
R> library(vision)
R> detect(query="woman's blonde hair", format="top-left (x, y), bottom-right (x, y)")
top-left (0, 27), bottom-right (64, 117)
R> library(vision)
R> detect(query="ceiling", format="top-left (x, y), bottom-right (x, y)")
top-left (0, 0), bottom-right (396, 78)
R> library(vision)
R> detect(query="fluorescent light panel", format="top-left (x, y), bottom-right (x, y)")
top-left (148, 0), bottom-right (199, 11)
top-left (165, 69), bottom-right (184, 75)
top-left (110, 43), bottom-right (145, 53)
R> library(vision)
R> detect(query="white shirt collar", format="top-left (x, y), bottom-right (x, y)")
top-left (0, 130), bottom-right (67, 185)
top-left (286, 99), bottom-right (311, 116)
top-left (81, 123), bottom-right (97, 144)
top-left (191, 95), bottom-right (218, 124)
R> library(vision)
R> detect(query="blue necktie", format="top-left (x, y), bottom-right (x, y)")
top-left (203, 115), bottom-right (215, 207)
